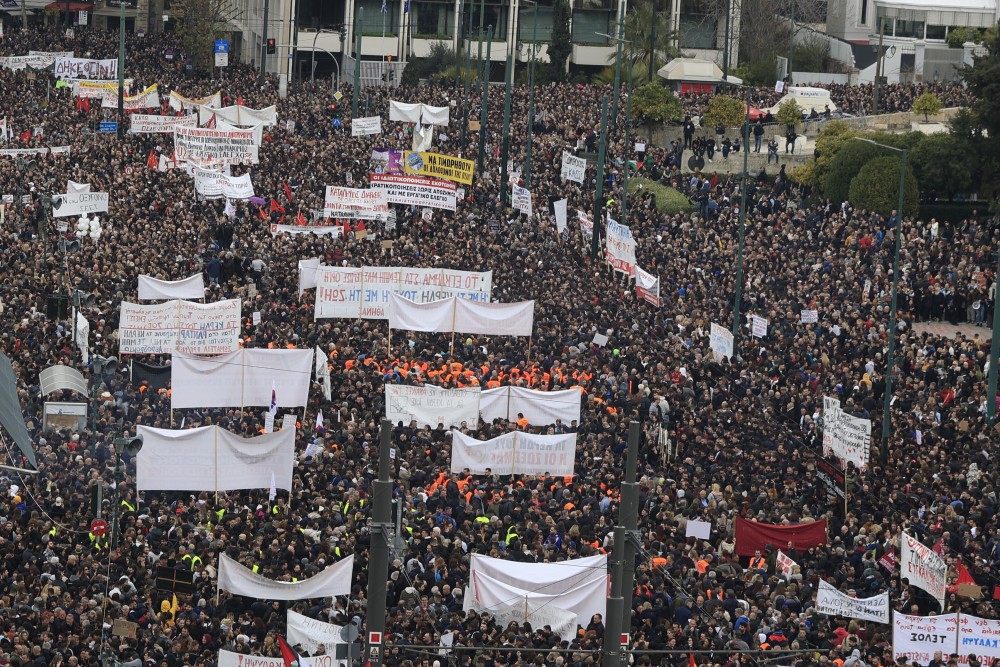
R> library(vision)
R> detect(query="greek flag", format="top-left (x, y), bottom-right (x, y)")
top-left (381, 0), bottom-right (388, 13)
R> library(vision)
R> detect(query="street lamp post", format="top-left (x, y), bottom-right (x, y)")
top-left (621, 56), bottom-right (635, 222)
top-left (352, 9), bottom-right (364, 119)
top-left (854, 137), bottom-right (908, 467)
top-left (989, 252), bottom-right (1000, 425)
top-left (591, 94), bottom-right (609, 260)
top-left (499, 53), bottom-right (513, 204)
top-left (610, 7), bottom-right (624, 126)
top-left (524, 0), bottom-right (539, 187)
top-left (116, 0), bottom-right (125, 139)
top-left (731, 84), bottom-right (752, 356)
top-left (476, 25), bottom-right (494, 176)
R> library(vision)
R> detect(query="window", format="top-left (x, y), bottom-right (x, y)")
top-left (894, 18), bottom-right (924, 38)
top-left (414, 2), bottom-right (455, 38)
top-left (461, 2), bottom-right (509, 38)
top-left (925, 24), bottom-right (946, 40)
top-left (358, 0), bottom-right (398, 34)
top-left (571, 9), bottom-right (610, 44)
top-left (679, 14), bottom-right (716, 49)
top-left (860, 0), bottom-right (868, 25)
top-left (519, 6), bottom-right (554, 42)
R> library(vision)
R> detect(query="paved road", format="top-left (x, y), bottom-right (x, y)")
top-left (912, 321), bottom-right (991, 342)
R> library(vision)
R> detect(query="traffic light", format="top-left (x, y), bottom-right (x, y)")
top-left (266, 38), bottom-right (276, 54)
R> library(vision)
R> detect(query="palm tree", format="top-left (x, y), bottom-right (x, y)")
top-left (605, 1), bottom-right (679, 82)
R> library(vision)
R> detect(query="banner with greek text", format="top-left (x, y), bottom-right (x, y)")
top-left (174, 126), bottom-right (259, 166)
top-left (385, 385), bottom-right (481, 429)
top-left (710, 322), bottom-right (734, 360)
top-left (54, 57), bottom-right (117, 79)
top-left (369, 174), bottom-right (456, 211)
top-left (101, 83), bottom-right (160, 110)
top-left (0, 146), bottom-right (71, 157)
top-left (892, 613), bottom-right (958, 665)
top-left (822, 396), bottom-right (871, 470)
top-left (74, 79), bottom-right (133, 98)
top-left (776, 550), bottom-right (798, 580)
top-left (901, 532), bottom-right (947, 607)
top-left (130, 113), bottom-right (197, 134)
top-left (512, 185), bottom-right (533, 216)
top-left (218, 650), bottom-right (341, 667)
top-left (169, 90), bottom-right (221, 112)
top-left (635, 265), bottom-right (661, 306)
top-left (403, 151), bottom-right (475, 185)
top-left (605, 218), bottom-right (636, 276)
top-left (286, 610), bottom-right (345, 657)
top-left (0, 51), bottom-right (72, 70)
top-left (451, 430), bottom-right (576, 476)
top-left (351, 115), bottom-right (382, 136)
top-left (118, 299), bottom-right (241, 355)
top-left (194, 168), bottom-right (255, 200)
top-left (815, 580), bottom-right (888, 623)
top-left (959, 615), bottom-right (1000, 665)
top-left (323, 186), bottom-right (389, 220)
top-left (561, 151), bottom-right (586, 183)
top-left (52, 192), bottom-right (109, 218)
top-left (371, 148), bottom-right (404, 175)
top-left (314, 266), bottom-right (492, 320)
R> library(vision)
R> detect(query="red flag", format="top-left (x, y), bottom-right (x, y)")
top-left (257, 205), bottom-right (268, 220)
top-left (709, 173), bottom-right (719, 189)
top-left (947, 561), bottom-right (975, 593)
top-left (277, 635), bottom-right (305, 667)
top-left (18, 129), bottom-right (30, 143)
top-left (147, 150), bottom-right (158, 170)
top-left (932, 538), bottom-right (945, 556)
top-left (283, 181), bottom-right (293, 203)
top-left (993, 586), bottom-right (1000, 600)
top-left (269, 199), bottom-right (285, 214)
top-left (690, 653), bottom-right (697, 667)
top-left (296, 209), bottom-right (306, 226)
top-left (75, 97), bottom-right (90, 112)
top-left (237, 96), bottom-right (244, 106)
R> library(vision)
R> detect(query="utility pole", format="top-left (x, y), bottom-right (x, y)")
top-left (621, 58), bottom-right (634, 222)
top-left (730, 84), bottom-right (751, 355)
top-left (352, 9), bottom-right (364, 119)
top-left (648, 0), bottom-right (656, 83)
top-left (722, 0), bottom-right (731, 86)
top-left (259, 0), bottom-right (270, 83)
top-left (619, 422), bottom-right (641, 641)
top-left (988, 251), bottom-right (1000, 425)
top-left (116, 0), bottom-right (125, 139)
top-left (872, 18), bottom-right (885, 116)
top-left (499, 53), bottom-right (513, 204)
top-left (460, 22), bottom-right (472, 153)
top-left (289, 0), bottom-right (300, 84)
top-left (610, 5), bottom-right (624, 126)
top-left (20, 0), bottom-right (26, 30)
top-left (365, 419), bottom-right (393, 667)
top-left (475, 0), bottom-right (485, 95)
top-left (476, 25), bottom-right (494, 176)
top-left (591, 94), bottom-right (609, 260)
top-left (524, 3), bottom-right (538, 187)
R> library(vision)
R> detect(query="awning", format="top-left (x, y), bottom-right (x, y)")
top-left (44, 1), bottom-right (94, 11)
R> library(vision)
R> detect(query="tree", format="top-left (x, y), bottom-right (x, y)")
top-left (822, 140), bottom-right (879, 205)
top-left (912, 92), bottom-right (943, 122)
top-left (631, 81), bottom-right (682, 136)
top-left (946, 26), bottom-right (977, 48)
top-left (910, 134), bottom-right (975, 201)
top-left (172, 0), bottom-right (234, 72)
top-left (401, 41), bottom-right (458, 86)
top-left (775, 100), bottom-right (802, 129)
top-left (702, 95), bottom-right (745, 129)
top-left (613, 1), bottom-right (679, 82)
top-left (960, 25), bottom-right (1000, 208)
top-left (547, 0), bottom-right (572, 83)
top-left (848, 156), bottom-right (920, 217)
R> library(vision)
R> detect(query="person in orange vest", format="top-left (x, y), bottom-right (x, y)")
top-left (749, 549), bottom-right (767, 574)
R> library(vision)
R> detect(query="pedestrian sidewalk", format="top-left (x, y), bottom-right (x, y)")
top-left (679, 141), bottom-right (815, 175)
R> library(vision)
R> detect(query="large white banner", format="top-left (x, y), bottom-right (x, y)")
top-left (465, 554), bottom-right (606, 640)
top-left (901, 532), bottom-right (947, 607)
top-left (194, 168), bottom-right (255, 200)
top-left (0, 146), bottom-right (71, 157)
top-left (822, 396), bottom-right (871, 470)
top-left (73, 79), bottom-right (132, 98)
top-left (136, 425), bottom-right (294, 493)
top-left (369, 173), bottom-right (456, 211)
top-left (137, 273), bottom-right (205, 300)
top-left (52, 192), bottom-right (108, 218)
top-left (893, 613), bottom-right (959, 665)
top-left (315, 345), bottom-right (332, 401)
top-left (298, 258), bottom-right (321, 294)
top-left (387, 295), bottom-right (535, 336)
top-left (635, 265), bottom-right (661, 306)
top-left (709, 322), bottom-right (734, 360)
top-left (286, 610), bottom-right (345, 657)
top-left (119, 299), bottom-right (241, 355)
top-left (174, 126), bottom-right (259, 167)
top-left (351, 116), bottom-right (382, 136)
top-left (314, 267), bottom-right (492, 320)
top-left (451, 430), bottom-right (576, 476)
top-left (170, 349), bottom-right (314, 410)
top-left (815, 580), bottom-right (889, 624)
top-left (385, 385), bottom-right (480, 429)
top-left (54, 57), bottom-right (117, 79)
top-left (0, 51), bottom-right (72, 70)
top-left (323, 186), bottom-right (390, 220)
top-left (169, 90), bottom-right (221, 112)
top-left (218, 650), bottom-right (341, 667)
top-left (512, 185), bottom-right (533, 217)
top-left (218, 553), bottom-right (353, 600)
top-left (130, 114), bottom-right (198, 134)
top-left (959, 615), bottom-right (1000, 665)
top-left (479, 387), bottom-right (582, 426)
top-left (561, 151), bottom-right (587, 183)
top-left (102, 83), bottom-right (159, 110)
top-left (198, 104), bottom-right (278, 127)
top-left (605, 218), bottom-right (636, 276)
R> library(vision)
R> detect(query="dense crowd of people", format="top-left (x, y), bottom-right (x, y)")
top-left (0, 20), bottom-right (996, 667)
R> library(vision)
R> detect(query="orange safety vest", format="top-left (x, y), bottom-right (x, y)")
top-left (749, 557), bottom-right (766, 570)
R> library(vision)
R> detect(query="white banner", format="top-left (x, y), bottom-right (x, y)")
top-left (54, 57), bottom-right (117, 79)
top-left (174, 126), bottom-right (259, 167)
top-left (351, 115), bottom-right (382, 136)
top-left (710, 322), bottom-right (734, 360)
top-left (323, 186), bottom-right (389, 220)
top-left (451, 430), bottom-right (576, 476)
top-left (271, 224), bottom-right (343, 237)
top-left (421, 104), bottom-right (450, 125)
top-left (959, 615), bottom-right (1000, 665)
top-left (822, 396), bottom-right (871, 470)
top-left (479, 387), bottom-right (581, 426)
top-left (218, 650), bottom-right (340, 667)
top-left (512, 185), bottom-right (533, 217)
top-left (553, 198), bottom-right (568, 233)
top-left (130, 113), bottom-right (197, 134)
top-left (137, 273), bottom-right (205, 300)
top-left (170, 349), bottom-right (314, 410)
top-left (605, 218), bottom-right (636, 276)
top-left (119, 299), bottom-right (241, 355)
top-left (901, 532), bottom-right (947, 607)
top-left (101, 83), bottom-right (159, 110)
top-left (136, 425), bottom-right (294, 493)
top-left (387, 294), bottom-right (534, 336)
top-left (67, 180), bottom-right (90, 194)
top-left (369, 173), bottom-right (456, 211)
top-left (52, 192), bottom-right (109, 218)
top-left (389, 100), bottom-right (422, 123)
top-left (314, 266), bottom-right (492, 320)
top-left (385, 385), bottom-right (480, 429)
top-left (892, 613), bottom-right (959, 666)
top-left (815, 580), bottom-right (889, 624)
top-left (752, 315), bottom-right (768, 337)
top-left (561, 151), bottom-right (587, 183)
top-left (218, 553), bottom-right (353, 600)
top-left (198, 104), bottom-right (278, 127)
top-left (0, 146), bottom-right (71, 157)
top-left (72, 79), bottom-right (132, 98)
top-left (215, 119), bottom-right (264, 145)
top-left (314, 346), bottom-right (332, 401)
top-left (298, 258), bottom-right (321, 294)
top-left (169, 90), bottom-right (221, 112)
top-left (801, 309), bottom-right (819, 323)
top-left (476, 600), bottom-right (578, 642)
top-left (286, 610), bottom-right (345, 657)
top-left (635, 265), bottom-right (660, 307)
top-left (194, 168), bottom-right (255, 200)
top-left (0, 51), bottom-right (72, 70)
top-left (776, 550), bottom-right (798, 580)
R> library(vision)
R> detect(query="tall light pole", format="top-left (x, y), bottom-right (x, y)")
top-left (352, 9), bottom-right (364, 119)
top-left (621, 56), bottom-right (634, 221)
top-left (989, 252), bottom-right (1000, 425)
top-left (499, 53), bottom-right (513, 204)
top-left (116, 0), bottom-right (125, 139)
top-left (524, 0), bottom-right (539, 187)
top-left (730, 83), bottom-right (752, 356)
top-left (854, 137), bottom-right (908, 467)
top-left (610, 5), bottom-right (624, 126)
top-left (260, 0), bottom-right (271, 83)
top-left (591, 94), bottom-right (609, 260)
top-left (476, 25), bottom-right (494, 176)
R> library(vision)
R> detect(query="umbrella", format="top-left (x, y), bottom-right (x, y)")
top-left (249, 196), bottom-right (266, 206)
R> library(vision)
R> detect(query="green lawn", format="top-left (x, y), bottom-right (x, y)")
top-left (627, 177), bottom-right (695, 215)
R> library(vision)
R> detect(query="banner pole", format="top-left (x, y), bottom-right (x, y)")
top-left (450, 296), bottom-right (457, 357)
top-left (844, 469), bottom-right (849, 518)
top-left (214, 428), bottom-right (219, 506)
